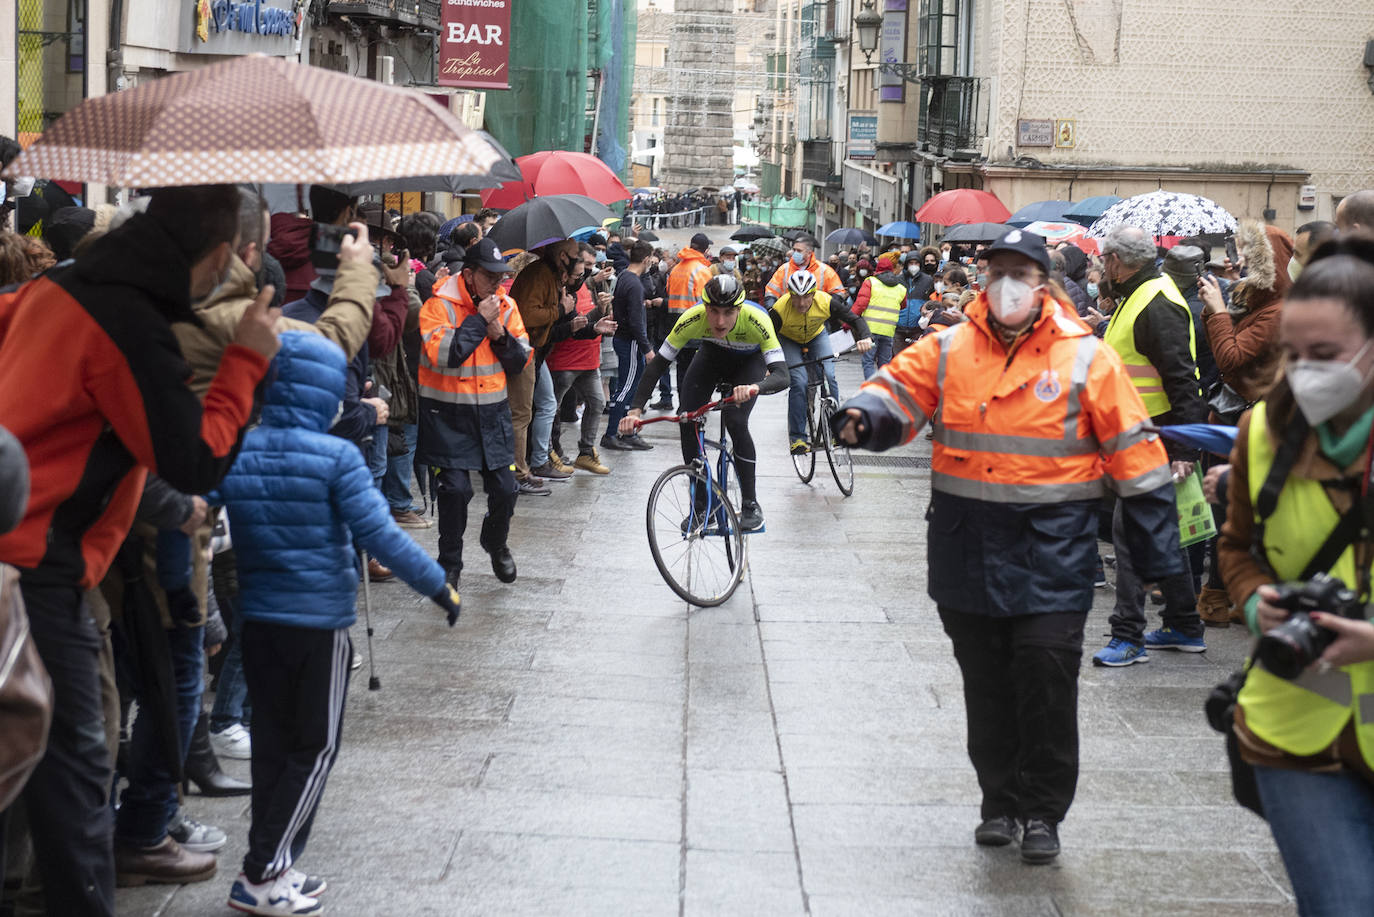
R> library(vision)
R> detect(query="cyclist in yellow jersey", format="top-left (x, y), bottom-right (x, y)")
top-left (769, 269), bottom-right (874, 454)
top-left (621, 275), bottom-right (789, 531)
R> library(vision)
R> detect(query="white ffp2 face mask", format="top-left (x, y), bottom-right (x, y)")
top-left (986, 276), bottom-right (1042, 327)
top-left (1288, 340), bottom-right (1373, 426)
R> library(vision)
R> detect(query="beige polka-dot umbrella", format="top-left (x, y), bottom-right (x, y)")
top-left (1, 55), bottom-right (500, 188)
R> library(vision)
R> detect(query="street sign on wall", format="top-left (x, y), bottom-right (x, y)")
top-left (1017, 119), bottom-right (1054, 147)
top-left (439, 0), bottom-right (512, 89)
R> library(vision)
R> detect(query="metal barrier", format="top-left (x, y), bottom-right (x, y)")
top-left (626, 207), bottom-right (712, 230)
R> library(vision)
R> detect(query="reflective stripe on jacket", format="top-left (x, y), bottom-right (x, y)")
top-left (853, 291), bottom-right (1170, 504)
top-left (1237, 401), bottom-right (1374, 766)
top-left (860, 278), bottom-right (904, 337)
top-left (418, 277), bottom-right (527, 407)
top-left (764, 257), bottom-right (845, 302)
top-left (1103, 276), bottom-right (1197, 416)
top-left (667, 249), bottom-right (713, 314)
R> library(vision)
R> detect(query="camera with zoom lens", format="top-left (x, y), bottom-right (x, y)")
top-left (1255, 573), bottom-right (1366, 680)
top-left (310, 223), bottom-right (358, 271)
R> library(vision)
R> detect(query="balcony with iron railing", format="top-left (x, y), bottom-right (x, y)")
top-left (916, 74), bottom-right (986, 159)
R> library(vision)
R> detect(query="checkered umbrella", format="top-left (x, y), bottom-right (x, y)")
top-left (1085, 191), bottom-right (1237, 240)
top-left (2, 54), bottom-right (500, 188)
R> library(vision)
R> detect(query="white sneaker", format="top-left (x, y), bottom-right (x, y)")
top-left (210, 723), bottom-right (252, 760)
top-left (286, 868), bottom-right (327, 897)
top-left (228, 871), bottom-right (322, 915)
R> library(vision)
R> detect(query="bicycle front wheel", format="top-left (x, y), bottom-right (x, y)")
top-left (820, 398), bottom-right (855, 496)
top-left (646, 465), bottom-right (748, 607)
top-left (791, 390), bottom-right (817, 483)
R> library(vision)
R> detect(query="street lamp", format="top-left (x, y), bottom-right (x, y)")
top-left (854, 0), bottom-right (882, 65)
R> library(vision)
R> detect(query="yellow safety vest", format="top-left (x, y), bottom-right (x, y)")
top-left (863, 278), bottom-right (904, 338)
top-left (773, 290), bottom-right (834, 344)
top-left (1237, 401), bottom-right (1374, 766)
top-left (1102, 276), bottom-right (1197, 417)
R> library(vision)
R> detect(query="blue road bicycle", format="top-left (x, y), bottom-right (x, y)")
top-left (637, 384), bottom-right (749, 606)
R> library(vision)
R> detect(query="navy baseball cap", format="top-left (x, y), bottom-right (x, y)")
top-left (464, 237), bottom-right (511, 273)
top-left (985, 228), bottom-right (1051, 275)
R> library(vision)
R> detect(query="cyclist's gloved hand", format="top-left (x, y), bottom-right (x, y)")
top-left (431, 585), bottom-right (461, 626)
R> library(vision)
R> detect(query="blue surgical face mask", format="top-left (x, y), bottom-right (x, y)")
top-left (721, 259), bottom-right (736, 273)
top-left (595, 250), bottom-right (607, 263)
top-left (791, 250), bottom-right (806, 266)
top-left (1086, 282), bottom-right (1100, 299)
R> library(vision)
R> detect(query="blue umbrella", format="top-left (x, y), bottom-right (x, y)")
top-left (827, 227), bottom-right (877, 246)
top-left (1063, 195), bottom-right (1123, 227)
top-left (877, 220), bottom-right (923, 240)
top-left (1006, 200), bottom-right (1074, 228)
top-left (1149, 423), bottom-right (1238, 457)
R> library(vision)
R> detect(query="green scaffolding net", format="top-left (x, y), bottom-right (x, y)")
top-left (482, 0), bottom-right (636, 179)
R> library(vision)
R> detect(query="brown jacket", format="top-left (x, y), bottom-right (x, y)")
top-left (1203, 303), bottom-right (1283, 403)
top-left (1203, 223), bottom-right (1294, 404)
top-left (175, 253), bottom-right (378, 398)
top-left (508, 258), bottom-right (564, 350)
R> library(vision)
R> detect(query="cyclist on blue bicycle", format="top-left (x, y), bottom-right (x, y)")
top-left (620, 274), bottom-right (788, 531)
top-left (769, 269), bottom-right (874, 455)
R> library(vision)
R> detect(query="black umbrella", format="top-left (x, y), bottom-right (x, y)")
top-left (781, 228), bottom-right (812, 242)
top-left (486, 194), bottom-right (617, 252)
top-left (942, 222), bottom-right (1010, 243)
top-left (731, 225), bottom-right (774, 242)
top-left (634, 229), bottom-right (659, 242)
top-left (826, 227), bottom-right (876, 246)
top-left (111, 538), bottom-right (185, 782)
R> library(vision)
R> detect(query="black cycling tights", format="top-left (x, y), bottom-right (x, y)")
top-left (678, 345), bottom-right (766, 504)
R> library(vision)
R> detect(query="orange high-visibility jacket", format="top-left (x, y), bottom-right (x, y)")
top-left (857, 291), bottom-right (1171, 504)
top-left (667, 248), bottom-right (714, 314)
top-left (764, 254), bottom-right (845, 302)
top-left (416, 274), bottom-right (531, 470)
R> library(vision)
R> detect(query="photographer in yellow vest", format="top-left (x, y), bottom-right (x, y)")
top-left (1217, 234), bottom-right (1374, 916)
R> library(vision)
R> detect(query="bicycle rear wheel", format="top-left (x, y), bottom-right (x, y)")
top-left (646, 464), bottom-right (747, 607)
top-left (819, 398), bottom-right (855, 496)
top-left (791, 388), bottom-right (817, 483)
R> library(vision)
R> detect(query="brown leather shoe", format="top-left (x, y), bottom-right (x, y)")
top-left (1198, 586), bottom-right (1232, 628)
top-left (367, 557), bottom-right (394, 582)
top-left (115, 837), bottom-right (216, 887)
top-left (391, 508), bottom-right (431, 529)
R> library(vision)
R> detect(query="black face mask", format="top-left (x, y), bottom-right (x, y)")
top-left (921, 262), bottom-right (938, 275)
top-left (565, 273), bottom-right (586, 293)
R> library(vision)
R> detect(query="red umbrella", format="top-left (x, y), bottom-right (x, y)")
top-left (915, 189), bottom-right (1011, 226)
top-left (481, 150), bottom-right (631, 209)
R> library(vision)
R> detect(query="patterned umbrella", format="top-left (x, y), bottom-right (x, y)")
top-left (751, 237), bottom-right (789, 257)
top-left (1022, 220), bottom-right (1099, 256)
top-left (2, 55), bottom-right (500, 188)
top-left (1086, 191), bottom-right (1237, 240)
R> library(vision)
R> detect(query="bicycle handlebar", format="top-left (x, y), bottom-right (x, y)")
top-left (635, 394), bottom-right (739, 428)
top-left (786, 355), bottom-right (837, 370)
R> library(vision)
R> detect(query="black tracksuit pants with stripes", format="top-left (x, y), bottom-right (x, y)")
top-left (240, 621), bottom-right (351, 884)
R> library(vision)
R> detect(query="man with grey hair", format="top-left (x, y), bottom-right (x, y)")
top-left (1094, 224), bottom-right (1207, 667)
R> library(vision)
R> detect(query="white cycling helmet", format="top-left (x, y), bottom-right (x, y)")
top-left (786, 269), bottom-right (818, 296)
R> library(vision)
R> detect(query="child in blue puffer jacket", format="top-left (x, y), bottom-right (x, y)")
top-left (211, 331), bottom-right (460, 917)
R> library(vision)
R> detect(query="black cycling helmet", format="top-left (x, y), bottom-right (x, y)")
top-left (702, 273), bottom-right (745, 309)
